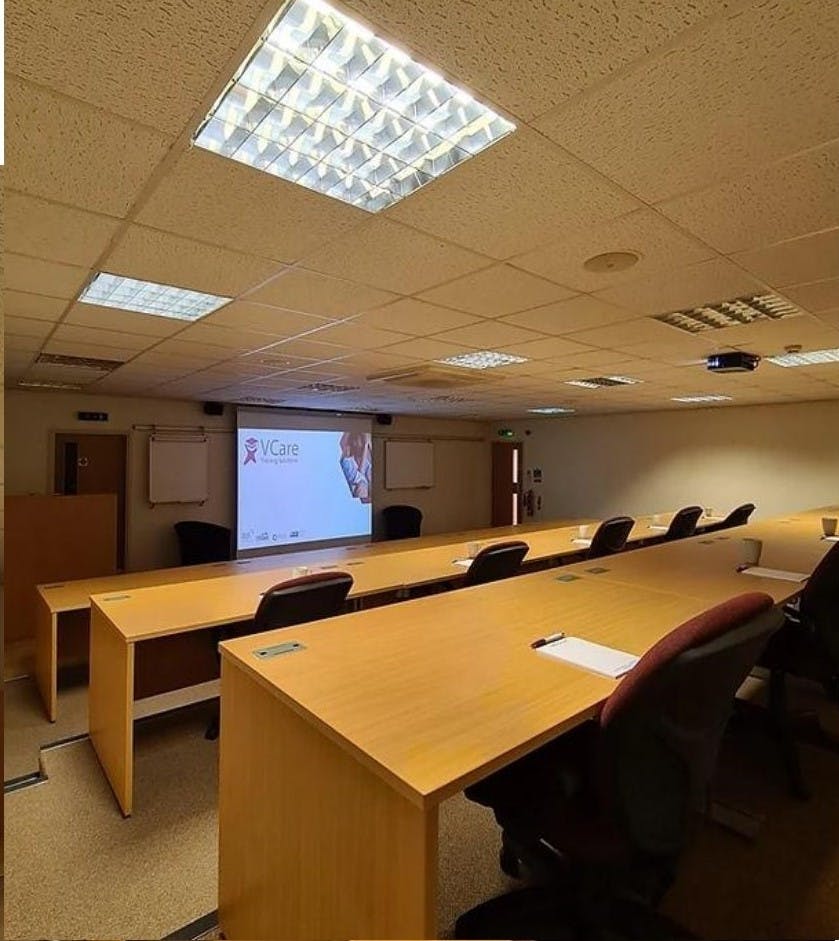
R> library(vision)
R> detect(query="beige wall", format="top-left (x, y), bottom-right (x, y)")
top-left (495, 400), bottom-right (839, 523)
top-left (5, 390), bottom-right (492, 571)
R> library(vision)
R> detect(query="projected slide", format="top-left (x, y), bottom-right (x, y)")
top-left (237, 426), bottom-right (372, 552)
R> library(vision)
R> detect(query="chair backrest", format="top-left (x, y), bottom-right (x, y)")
top-left (588, 516), bottom-right (635, 558)
top-left (723, 503), bottom-right (756, 527)
top-left (799, 541), bottom-right (839, 665)
top-left (465, 541), bottom-right (529, 586)
top-left (174, 521), bottom-right (233, 566)
top-left (254, 571), bottom-right (354, 633)
top-left (597, 592), bottom-right (781, 856)
top-left (381, 504), bottom-right (423, 540)
top-left (665, 505), bottom-right (703, 541)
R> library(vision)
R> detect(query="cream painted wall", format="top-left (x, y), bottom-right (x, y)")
top-left (5, 390), bottom-right (492, 571)
top-left (496, 400), bottom-right (839, 523)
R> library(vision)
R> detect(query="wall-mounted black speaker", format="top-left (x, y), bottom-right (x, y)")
top-left (375, 414), bottom-right (393, 426)
top-left (203, 401), bottom-right (224, 416)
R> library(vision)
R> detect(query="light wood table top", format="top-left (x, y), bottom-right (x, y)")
top-left (220, 571), bottom-right (709, 808)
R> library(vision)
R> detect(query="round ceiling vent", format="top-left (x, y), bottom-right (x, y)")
top-left (583, 251), bottom-right (641, 273)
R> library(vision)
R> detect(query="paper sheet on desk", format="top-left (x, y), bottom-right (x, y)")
top-left (537, 636), bottom-right (639, 678)
top-left (648, 524), bottom-right (669, 531)
top-left (822, 535), bottom-right (839, 543)
top-left (740, 566), bottom-right (809, 583)
top-left (452, 559), bottom-right (473, 568)
top-left (571, 538), bottom-right (592, 547)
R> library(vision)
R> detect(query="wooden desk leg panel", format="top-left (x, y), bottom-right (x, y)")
top-left (34, 596), bottom-right (57, 722)
top-left (219, 660), bottom-right (438, 940)
top-left (89, 606), bottom-right (135, 817)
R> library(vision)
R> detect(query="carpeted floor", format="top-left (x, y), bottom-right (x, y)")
top-left (4, 678), bottom-right (839, 940)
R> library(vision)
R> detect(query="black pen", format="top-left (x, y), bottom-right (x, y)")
top-left (531, 632), bottom-right (566, 649)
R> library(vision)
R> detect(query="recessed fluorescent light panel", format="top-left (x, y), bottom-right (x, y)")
top-left (766, 347), bottom-right (839, 367)
top-left (436, 351), bottom-right (528, 370)
top-left (671, 394), bottom-right (732, 403)
top-left (193, 0), bottom-right (515, 211)
top-left (18, 380), bottom-right (85, 391)
top-left (79, 273), bottom-right (231, 321)
top-left (564, 376), bottom-right (642, 389)
top-left (528, 406), bottom-right (575, 414)
top-left (655, 294), bottom-right (801, 333)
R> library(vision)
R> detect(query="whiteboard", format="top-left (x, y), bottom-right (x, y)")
top-left (148, 436), bottom-right (209, 504)
top-left (385, 440), bottom-right (434, 489)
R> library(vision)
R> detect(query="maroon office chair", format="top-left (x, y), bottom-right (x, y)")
top-left (457, 592), bottom-right (782, 940)
top-left (205, 571), bottom-right (353, 740)
top-left (588, 516), bottom-right (635, 559)
top-left (703, 503), bottom-right (756, 533)
top-left (759, 540), bottom-right (839, 797)
top-left (464, 541), bottom-right (529, 587)
top-left (174, 520), bottom-right (233, 565)
top-left (381, 504), bottom-right (423, 540)
top-left (663, 506), bottom-right (703, 541)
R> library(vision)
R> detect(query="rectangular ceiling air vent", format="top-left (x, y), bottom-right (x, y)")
top-left (367, 364), bottom-right (494, 389)
top-left (298, 381), bottom-right (360, 393)
top-left (654, 294), bottom-right (802, 333)
top-left (36, 352), bottom-right (125, 372)
top-left (564, 375), bottom-right (642, 389)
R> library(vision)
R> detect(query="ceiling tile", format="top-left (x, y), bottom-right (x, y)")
top-left (497, 335), bottom-right (596, 360)
top-left (42, 339), bottom-right (146, 361)
top-left (64, 302), bottom-right (187, 337)
top-left (388, 129), bottom-right (641, 258)
top-left (357, 298), bottom-right (482, 335)
top-left (594, 258), bottom-right (767, 315)
top-left (783, 278), bottom-right (839, 313)
top-left (48, 323), bottom-right (160, 352)
top-left (4, 316), bottom-right (55, 340)
top-left (244, 268), bottom-right (398, 318)
top-left (562, 317), bottom-right (687, 349)
top-left (417, 264), bottom-right (574, 316)
top-left (6, 77), bottom-right (170, 216)
top-left (4, 254), bottom-right (89, 299)
top-left (147, 340), bottom-right (237, 362)
top-left (136, 149), bottom-right (366, 264)
top-left (536, 0), bottom-right (839, 201)
top-left (301, 218), bottom-right (490, 294)
top-left (378, 336), bottom-right (470, 361)
top-left (5, 333), bottom-right (45, 353)
top-left (501, 294), bottom-right (640, 335)
top-left (731, 228), bottom-right (839, 287)
top-left (723, 315), bottom-right (839, 356)
top-left (3, 290), bottom-right (67, 322)
top-left (430, 320), bottom-right (542, 349)
top-left (6, 0), bottom-right (269, 136)
top-left (546, 349), bottom-right (642, 371)
top-left (179, 321), bottom-right (287, 351)
top-left (105, 225), bottom-right (286, 297)
top-left (512, 209), bottom-right (714, 292)
top-left (658, 141), bottom-right (839, 254)
top-left (204, 301), bottom-right (333, 336)
top-left (300, 321), bottom-right (412, 349)
top-left (252, 336), bottom-right (352, 361)
top-left (5, 193), bottom-right (121, 268)
top-left (343, 0), bottom-right (729, 121)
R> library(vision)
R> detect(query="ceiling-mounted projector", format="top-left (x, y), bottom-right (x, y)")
top-left (706, 352), bottom-right (761, 373)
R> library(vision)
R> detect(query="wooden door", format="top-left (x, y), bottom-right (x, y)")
top-left (491, 441), bottom-right (523, 526)
top-left (55, 433), bottom-right (127, 569)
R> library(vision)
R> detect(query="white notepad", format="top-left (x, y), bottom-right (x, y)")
top-left (452, 558), bottom-right (473, 568)
top-left (571, 538), bottom-right (592, 547)
top-left (740, 566), bottom-right (809, 583)
top-left (537, 636), bottom-right (639, 678)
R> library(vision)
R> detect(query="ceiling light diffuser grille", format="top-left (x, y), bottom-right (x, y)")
top-left (564, 376), bottom-right (642, 389)
top-left (436, 351), bottom-right (527, 370)
top-left (654, 294), bottom-right (801, 333)
top-left (193, 0), bottom-right (515, 211)
top-left (766, 347), bottom-right (839, 367)
top-left (79, 273), bottom-right (230, 321)
top-left (671, 394), bottom-right (733, 403)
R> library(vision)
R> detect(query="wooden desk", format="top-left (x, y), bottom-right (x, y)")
top-left (215, 575), bottom-right (709, 940)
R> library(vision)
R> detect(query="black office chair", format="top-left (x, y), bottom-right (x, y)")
top-left (174, 520), bottom-right (233, 566)
top-left (663, 505), bottom-right (704, 541)
top-left (588, 516), bottom-right (635, 559)
top-left (704, 503), bottom-right (756, 533)
top-left (381, 504), bottom-right (423, 540)
top-left (760, 541), bottom-right (839, 797)
top-left (456, 592), bottom-right (782, 941)
top-left (205, 571), bottom-right (353, 740)
top-left (464, 541), bottom-right (529, 587)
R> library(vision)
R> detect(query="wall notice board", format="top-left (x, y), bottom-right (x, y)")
top-left (384, 440), bottom-right (435, 489)
top-left (148, 435), bottom-right (209, 505)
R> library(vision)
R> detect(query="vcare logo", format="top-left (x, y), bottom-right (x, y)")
top-left (243, 437), bottom-right (258, 465)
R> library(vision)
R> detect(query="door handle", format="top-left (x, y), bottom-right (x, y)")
top-left (77, 457), bottom-right (90, 468)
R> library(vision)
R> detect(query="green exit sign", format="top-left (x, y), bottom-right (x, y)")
top-left (497, 429), bottom-right (514, 437)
